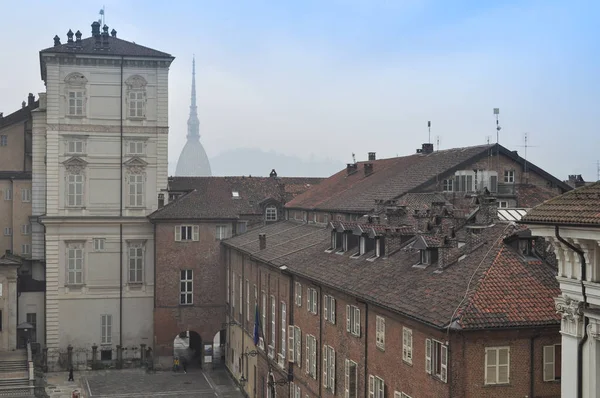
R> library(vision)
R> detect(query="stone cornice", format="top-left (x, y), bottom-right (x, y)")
top-left (41, 55), bottom-right (173, 69)
top-left (46, 124), bottom-right (168, 134)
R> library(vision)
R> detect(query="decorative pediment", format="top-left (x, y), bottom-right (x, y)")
top-left (62, 156), bottom-right (88, 174)
top-left (64, 72), bottom-right (88, 86)
top-left (124, 156), bottom-right (148, 174)
top-left (125, 75), bottom-right (148, 89)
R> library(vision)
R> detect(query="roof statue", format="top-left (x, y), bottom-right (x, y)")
top-left (175, 57), bottom-right (212, 176)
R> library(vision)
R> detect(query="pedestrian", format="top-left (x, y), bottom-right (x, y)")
top-left (68, 367), bottom-right (74, 382)
top-left (173, 356), bottom-right (180, 372)
top-left (182, 357), bottom-right (187, 374)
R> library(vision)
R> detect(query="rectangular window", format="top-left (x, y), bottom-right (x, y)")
top-left (4, 188), bottom-right (12, 201)
top-left (216, 225), bottom-right (228, 240)
top-left (279, 302), bottom-right (287, 367)
top-left (26, 313), bottom-right (37, 343)
top-left (239, 277), bottom-right (243, 317)
top-left (368, 375), bottom-right (385, 398)
top-left (231, 273), bottom-right (236, 313)
top-left (485, 346), bottom-right (509, 385)
top-left (93, 238), bottom-right (105, 252)
top-left (21, 244), bottom-right (30, 255)
top-left (127, 141), bottom-right (144, 155)
top-left (21, 188), bottom-right (31, 202)
top-left (346, 305), bottom-right (361, 337)
top-left (260, 292), bottom-right (266, 349)
top-left (266, 206), bottom-right (278, 221)
top-left (269, 295), bottom-right (276, 358)
top-left (295, 282), bottom-right (302, 307)
top-left (375, 316), bottom-right (385, 350)
top-left (128, 242), bottom-right (144, 283)
top-left (226, 268), bottom-right (230, 303)
top-left (289, 382), bottom-right (301, 398)
top-left (306, 334), bottom-right (317, 378)
top-left (426, 339), bottom-right (448, 383)
top-left (68, 91), bottom-right (84, 116)
top-left (543, 344), bottom-right (561, 382)
top-left (67, 140), bottom-right (84, 154)
top-left (499, 201), bottom-right (508, 208)
top-left (3, 227), bottom-right (11, 236)
top-left (289, 325), bottom-right (301, 364)
top-left (323, 345), bottom-right (336, 392)
top-left (67, 174), bottom-right (84, 207)
top-left (175, 225), bottom-right (199, 241)
top-left (345, 359), bottom-right (357, 398)
top-left (442, 179), bottom-right (453, 192)
top-left (128, 174), bottom-right (144, 207)
top-left (420, 249), bottom-right (431, 265)
top-left (402, 327), bottom-right (413, 363)
top-left (129, 91), bottom-right (145, 118)
top-left (324, 294), bottom-right (336, 324)
top-left (307, 287), bottom-right (318, 314)
top-left (0, 135), bottom-right (7, 146)
top-left (180, 270), bottom-right (193, 305)
top-left (504, 170), bottom-right (515, 183)
top-left (237, 221), bottom-right (247, 234)
top-left (67, 245), bottom-right (84, 285)
top-left (101, 314), bottom-right (112, 344)
top-left (246, 280), bottom-right (250, 322)
top-left (21, 224), bottom-right (31, 235)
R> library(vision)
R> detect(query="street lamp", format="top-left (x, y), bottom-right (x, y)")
top-left (221, 320), bottom-right (240, 328)
top-left (241, 349), bottom-right (259, 358)
top-left (239, 375), bottom-right (247, 387)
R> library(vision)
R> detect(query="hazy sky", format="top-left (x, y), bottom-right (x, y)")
top-left (1, 0), bottom-right (599, 180)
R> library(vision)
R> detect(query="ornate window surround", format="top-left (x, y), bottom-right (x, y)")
top-left (63, 157), bottom-right (88, 208)
top-left (64, 72), bottom-right (88, 118)
top-left (124, 157), bottom-right (147, 208)
top-left (124, 137), bottom-right (148, 157)
top-left (126, 240), bottom-right (146, 284)
top-left (125, 75), bottom-right (148, 120)
top-left (65, 240), bottom-right (86, 286)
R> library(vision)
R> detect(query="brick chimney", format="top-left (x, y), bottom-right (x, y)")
top-left (364, 163), bottom-right (373, 176)
top-left (53, 35), bottom-right (61, 46)
top-left (102, 25), bottom-right (110, 49)
top-left (259, 233), bottom-right (267, 250)
top-left (346, 163), bottom-right (358, 176)
top-left (28, 93), bottom-right (35, 107)
top-left (66, 29), bottom-right (74, 43)
top-left (417, 143), bottom-right (434, 154)
top-left (111, 29), bottom-right (117, 38)
top-left (368, 152), bottom-right (376, 161)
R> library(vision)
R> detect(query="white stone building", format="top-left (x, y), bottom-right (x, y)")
top-left (32, 22), bottom-right (173, 353)
top-left (524, 181), bottom-right (600, 398)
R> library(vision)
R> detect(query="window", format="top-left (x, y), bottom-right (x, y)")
top-left (231, 273), bottom-right (236, 313)
top-left (288, 325), bottom-right (301, 364)
top-left (127, 141), bottom-right (144, 155)
top-left (4, 188), bottom-right (12, 201)
top-left (402, 327), bottom-right (413, 363)
top-left (175, 225), bottom-right (199, 241)
top-left (442, 179), bottom-right (453, 192)
top-left (323, 345), bottom-right (336, 392)
top-left (21, 244), bottom-right (30, 255)
top-left (269, 295), bottom-right (276, 358)
top-left (260, 292), bottom-right (266, 349)
top-left (216, 225), bottom-right (228, 240)
top-left (128, 174), bottom-right (144, 207)
top-left (128, 91), bottom-right (145, 118)
top-left (294, 282), bottom-right (302, 307)
top-left (394, 393), bottom-right (412, 398)
top-left (21, 224), bottom-right (31, 235)
top-left (279, 302), bottom-right (287, 367)
top-left (67, 140), bottom-right (84, 154)
top-left (485, 347), bottom-right (509, 385)
top-left (324, 295), bottom-right (336, 324)
top-left (0, 135), bottom-right (7, 146)
top-left (306, 334), bottom-right (317, 378)
top-left (499, 201), bottom-right (508, 208)
top-left (93, 238), bottom-right (105, 252)
top-left (266, 206), bottom-right (277, 222)
top-left (346, 305), bottom-right (361, 337)
top-left (519, 239), bottom-right (533, 256)
top-left (239, 277), bottom-right (243, 317)
top-left (375, 316), bottom-right (385, 350)
top-left (226, 268), bottom-right (230, 303)
top-left (426, 339), bottom-right (448, 383)
top-left (246, 280), bottom-right (250, 322)
top-left (180, 270), bottom-right (193, 305)
top-left (128, 242), bottom-right (144, 283)
top-left (504, 170), bottom-right (515, 183)
top-left (420, 249), bottom-right (431, 265)
top-left (68, 91), bottom-right (84, 116)
top-left (237, 221), bottom-right (247, 234)
top-left (101, 314), bottom-right (112, 344)
top-left (345, 359), bottom-right (357, 398)
top-left (289, 382), bottom-right (301, 398)
top-left (368, 375), bottom-right (385, 398)
top-left (66, 244), bottom-right (84, 285)
top-left (307, 287), bottom-right (318, 314)
top-left (21, 188), bottom-right (31, 202)
top-left (543, 344), bottom-right (561, 382)
top-left (26, 313), bottom-right (37, 343)
top-left (3, 227), bottom-right (11, 236)
top-left (67, 174), bottom-right (84, 207)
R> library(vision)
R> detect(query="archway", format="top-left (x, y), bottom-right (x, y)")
top-left (212, 329), bottom-right (226, 366)
top-left (173, 330), bottom-right (202, 368)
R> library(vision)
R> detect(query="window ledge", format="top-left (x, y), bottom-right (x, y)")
top-left (128, 117), bottom-right (146, 121)
top-left (65, 284), bottom-right (85, 288)
top-left (402, 359), bottom-right (413, 366)
top-left (179, 303), bottom-right (194, 307)
top-left (376, 344), bottom-right (385, 352)
top-left (66, 115), bottom-right (86, 119)
top-left (483, 383), bottom-right (512, 387)
top-left (125, 206), bottom-right (146, 209)
top-left (127, 282), bottom-right (143, 287)
top-left (65, 153), bottom-right (87, 157)
top-left (66, 206), bottom-right (86, 210)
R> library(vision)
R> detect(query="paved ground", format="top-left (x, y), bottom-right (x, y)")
top-left (45, 367), bottom-right (243, 398)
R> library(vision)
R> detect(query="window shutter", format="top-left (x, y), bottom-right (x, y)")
top-left (175, 226), bottom-right (181, 241)
top-left (331, 298), bottom-right (336, 324)
top-left (306, 336), bottom-right (310, 373)
top-left (192, 225), bottom-right (199, 241)
top-left (355, 308), bottom-right (361, 337)
top-left (323, 345), bottom-right (328, 387)
top-left (369, 375), bottom-right (375, 398)
top-left (296, 327), bottom-right (301, 365)
top-left (331, 349), bottom-right (336, 394)
top-left (324, 295), bottom-right (328, 320)
top-left (425, 339), bottom-right (432, 374)
top-left (307, 289), bottom-right (310, 311)
top-left (345, 360), bottom-right (349, 398)
top-left (498, 348), bottom-right (510, 384)
top-left (346, 305), bottom-right (351, 332)
top-left (441, 344), bottom-right (448, 383)
top-left (289, 325), bottom-right (295, 362)
top-left (543, 345), bottom-right (554, 381)
top-left (312, 339), bottom-right (317, 377)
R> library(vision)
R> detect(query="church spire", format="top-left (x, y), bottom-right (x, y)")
top-left (187, 56), bottom-right (200, 140)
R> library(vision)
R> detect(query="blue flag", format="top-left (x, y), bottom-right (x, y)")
top-left (253, 304), bottom-right (260, 346)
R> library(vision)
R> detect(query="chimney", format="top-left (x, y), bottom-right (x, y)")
top-left (91, 21), bottom-right (101, 37)
top-left (28, 93), bottom-right (34, 107)
top-left (346, 163), bottom-right (358, 175)
top-left (22, 101), bottom-right (26, 109)
top-left (364, 163), bottom-right (373, 176)
top-left (111, 29), bottom-right (117, 38)
top-left (0, 113), bottom-right (3, 120)
top-left (66, 29), bottom-right (74, 43)
top-left (417, 143), bottom-right (434, 154)
top-left (5, 249), bottom-right (11, 256)
top-left (270, 169), bottom-right (278, 178)
top-left (158, 193), bottom-right (165, 208)
top-left (53, 35), bottom-right (61, 46)
top-left (368, 152), bottom-right (376, 161)
top-left (102, 25), bottom-right (110, 49)
top-left (259, 233), bottom-right (267, 250)
top-left (75, 30), bottom-right (82, 48)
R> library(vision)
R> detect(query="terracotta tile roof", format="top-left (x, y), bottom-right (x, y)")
top-left (224, 221), bottom-right (558, 329)
top-left (149, 176), bottom-right (322, 220)
top-left (515, 184), bottom-right (561, 208)
top-left (522, 181), bottom-right (600, 226)
top-left (396, 193), bottom-right (450, 209)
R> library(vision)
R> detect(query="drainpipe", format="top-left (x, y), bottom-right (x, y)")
top-left (555, 225), bottom-right (588, 398)
top-left (10, 177), bottom-right (14, 254)
top-left (119, 56), bottom-right (124, 347)
top-left (318, 284), bottom-right (323, 398)
top-left (364, 301), bottom-right (369, 398)
top-left (529, 333), bottom-right (539, 398)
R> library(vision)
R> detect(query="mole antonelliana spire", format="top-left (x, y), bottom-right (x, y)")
top-left (175, 56), bottom-right (212, 176)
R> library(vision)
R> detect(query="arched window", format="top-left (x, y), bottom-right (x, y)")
top-left (265, 206), bottom-right (277, 222)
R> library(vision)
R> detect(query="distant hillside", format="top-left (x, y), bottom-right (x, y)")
top-left (207, 148), bottom-right (344, 178)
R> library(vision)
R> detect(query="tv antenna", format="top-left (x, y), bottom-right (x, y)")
top-left (427, 121), bottom-right (431, 143)
top-left (513, 133), bottom-right (539, 184)
top-left (436, 135), bottom-right (441, 151)
top-left (486, 135), bottom-right (492, 145)
top-left (493, 108), bottom-right (501, 144)
top-left (352, 153), bottom-right (356, 164)
top-left (98, 6), bottom-right (105, 26)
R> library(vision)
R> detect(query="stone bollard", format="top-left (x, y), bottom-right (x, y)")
top-left (116, 345), bottom-right (123, 369)
top-left (140, 344), bottom-right (146, 364)
top-left (43, 347), bottom-right (48, 372)
top-left (91, 345), bottom-right (98, 369)
top-left (67, 345), bottom-right (73, 370)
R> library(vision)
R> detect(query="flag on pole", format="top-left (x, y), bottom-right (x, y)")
top-left (253, 304), bottom-right (260, 346)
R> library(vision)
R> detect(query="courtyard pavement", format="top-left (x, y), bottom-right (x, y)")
top-left (44, 367), bottom-right (244, 398)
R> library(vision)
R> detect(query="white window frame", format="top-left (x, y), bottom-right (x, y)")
top-left (21, 244), bottom-right (30, 255)
top-left (395, 393), bottom-right (412, 398)
top-left (3, 227), bottom-right (11, 236)
top-left (504, 170), bottom-right (515, 183)
top-left (94, 238), bottom-right (105, 252)
top-left (4, 188), bottom-right (12, 201)
top-left (239, 277), bottom-right (243, 317)
top-left (307, 287), bottom-right (318, 314)
top-left (295, 282), bottom-right (302, 307)
top-left (368, 375), bottom-right (385, 398)
top-left (128, 174), bottom-right (144, 207)
top-left (288, 325), bottom-right (301, 364)
top-left (67, 90), bottom-right (85, 116)
top-left (499, 201), bottom-right (508, 208)
top-left (66, 173), bottom-right (84, 207)
top-left (426, 339), bottom-right (448, 383)
top-left (345, 359), bottom-right (357, 398)
top-left (128, 90), bottom-right (145, 118)
top-left (375, 316), bottom-right (385, 350)
top-left (279, 302), bottom-right (287, 367)
top-left (127, 140), bottom-right (145, 155)
top-left (0, 135), bottom-right (7, 146)
top-left (260, 291), bottom-right (266, 350)
top-left (324, 294), bottom-right (336, 324)
top-left (226, 268), bottom-right (230, 304)
top-left (420, 249), bottom-right (431, 265)
top-left (442, 178), bottom-right (453, 192)
top-left (180, 269), bottom-right (193, 305)
top-left (543, 344), bottom-right (561, 382)
top-left (246, 280), bottom-right (250, 322)
top-left (323, 344), bottom-right (336, 392)
top-left (402, 327), bottom-right (413, 364)
top-left (289, 382), bottom-right (301, 398)
top-left (101, 314), bottom-right (112, 344)
top-left (485, 346), bottom-right (510, 385)
top-left (266, 205), bottom-right (278, 222)
top-left (67, 139), bottom-right (84, 154)
top-left (346, 305), bottom-right (361, 337)
top-left (269, 295), bottom-right (276, 359)
top-left (21, 224), bottom-right (31, 235)
top-left (306, 334), bottom-right (317, 379)
top-left (216, 225), bottom-right (228, 240)
top-left (66, 243), bottom-right (84, 285)
top-left (175, 225), bottom-right (199, 241)
top-left (127, 242), bottom-right (144, 283)
top-left (21, 188), bottom-right (31, 202)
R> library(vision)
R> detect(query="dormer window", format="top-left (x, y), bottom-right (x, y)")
top-left (420, 249), bottom-right (431, 265)
top-left (518, 239), bottom-right (533, 256)
top-left (266, 206), bottom-right (277, 222)
top-left (328, 231), bottom-right (343, 252)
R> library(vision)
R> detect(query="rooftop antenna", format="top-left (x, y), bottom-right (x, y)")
top-left (436, 135), bottom-right (441, 151)
top-left (98, 6), bottom-right (105, 26)
top-left (428, 121), bottom-right (431, 143)
top-left (493, 108), bottom-right (501, 145)
top-left (513, 133), bottom-right (540, 184)
top-left (597, 160), bottom-right (600, 181)
top-left (352, 153), bottom-right (356, 164)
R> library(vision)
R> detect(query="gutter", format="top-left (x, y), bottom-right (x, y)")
top-left (520, 220), bottom-right (600, 229)
top-left (119, 56), bottom-right (124, 349)
top-left (10, 177), bottom-right (14, 254)
top-left (555, 225), bottom-right (588, 398)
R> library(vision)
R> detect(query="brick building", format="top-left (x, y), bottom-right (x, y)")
top-left (221, 143), bottom-right (567, 398)
top-left (148, 174), bottom-right (321, 366)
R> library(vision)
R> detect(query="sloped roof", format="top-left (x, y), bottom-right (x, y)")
top-left (522, 181), bottom-right (600, 226)
top-left (149, 176), bottom-right (322, 221)
top-left (515, 184), bottom-right (560, 208)
top-left (224, 221), bottom-right (559, 330)
top-left (40, 35), bottom-right (172, 58)
top-left (0, 100), bottom-right (38, 129)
